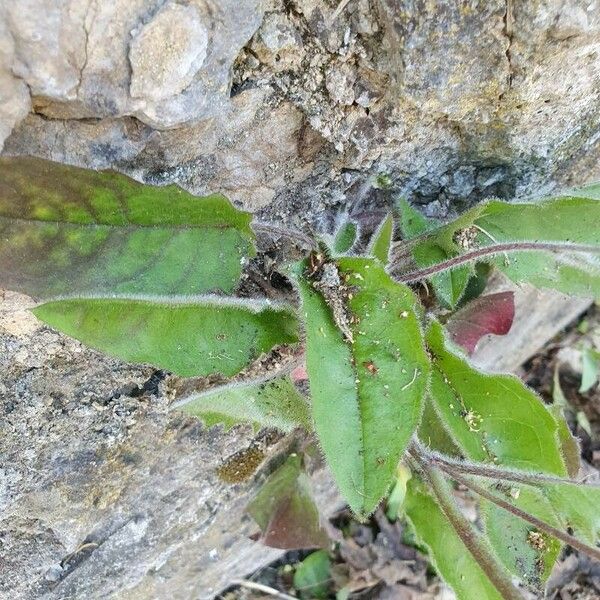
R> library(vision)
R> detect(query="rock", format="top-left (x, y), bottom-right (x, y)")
top-left (0, 290), bottom-right (340, 599)
top-left (129, 3), bottom-right (209, 103)
top-left (250, 11), bottom-right (304, 71)
top-left (326, 61), bottom-right (357, 106)
top-left (0, 18), bottom-right (31, 147)
top-left (0, 0), bottom-right (263, 136)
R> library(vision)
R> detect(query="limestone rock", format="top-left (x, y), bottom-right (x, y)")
top-left (0, 0), bottom-right (264, 139)
top-left (129, 3), bottom-right (209, 103)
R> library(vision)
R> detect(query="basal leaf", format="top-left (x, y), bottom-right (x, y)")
top-left (445, 291), bottom-right (515, 354)
top-left (550, 404), bottom-right (581, 479)
top-left (424, 320), bottom-right (566, 475)
top-left (33, 296), bottom-right (298, 377)
top-left (404, 479), bottom-right (503, 600)
top-left (543, 482), bottom-right (600, 546)
top-left (464, 477), bottom-right (600, 591)
top-left (295, 257), bottom-right (430, 517)
top-left (173, 374), bottom-right (311, 431)
top-left (0, 156), bottom-right (255, 299)
top-left (247, 454), bottom-right (329, 550)
top-left (482, 487), bottom-right (562, 589)
top-left (421, 321), bottom-right (597, 590)
top-left (368, 214), bottom-right (393, 264)
top-left (396, 198), bottom-right (437, 239)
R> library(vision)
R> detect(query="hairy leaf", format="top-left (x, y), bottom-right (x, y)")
top-left (247, 454), bottom-right (329, 550)
top-left (396, 198), bottom-right (436, 239)
top-left (445, 291), bottom-right (515, 354)
top-left (396, 199), bottom-right (471, 307)
top-left (173, 374), bottom-right (311, 431)
top-left (34, 296), bottom-right (298, 377)
top-left (404, 479), bottom-right (503, 600)
top-left (421, 321), bottom-right (600, 589)
top-left (543, 482), bottom-right (600, 546)
top-left (424, 320), bottom-right (566, 474)
top-left (333, 221), bottom-right (358, 254)
top-left (482, 487), bottom-right (562, 589)
top-left (0, 156), bottom-right (254, 299)
top-left (295, 257), bottom-right (430, 517)
top-left (368, 213), bottom-right (393, 264)
top-left (393, 193), bottom-right (600, 299)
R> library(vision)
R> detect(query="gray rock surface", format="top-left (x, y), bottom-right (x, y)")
top-left (0, 291), bottom-right (338, 599)
top-left (2, 1), bottom-right (600, 598)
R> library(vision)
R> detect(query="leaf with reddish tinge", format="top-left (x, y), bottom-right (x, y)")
top-left (0, 156), bottom-right (255, 299)
top-left (247, 454), bottom-right (329, 550)
top-left (445, 291), bottom-right (515, 354)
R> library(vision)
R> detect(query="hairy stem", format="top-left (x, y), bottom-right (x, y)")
top-left (415, 441), bottom-right (592, 487)
top-left (409, 451), bottom-right (525, 600)
top-left (391, 241), bottom-right (600, 283)
top-left (451, 471), bottom-right (600, 563)
top-left (253, 222), bottom-right (317, 250)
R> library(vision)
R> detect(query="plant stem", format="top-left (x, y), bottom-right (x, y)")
top-left (450, 471), bottom-right (600, 563)
top-left (390, 241), bottom-right (600, 283)
top-left (409, 451), bottom-right (526, 600)
top-left (415, 442), bottom-right (592, 487)
top-left (253, 222), bottom-right (317, 250)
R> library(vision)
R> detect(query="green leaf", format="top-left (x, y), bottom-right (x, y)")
top-left (549, 404), bottom-right (581, 479)
top-left (333, 221), bottom-right (358, 254)
top-left (174, 374), bottom-right (311, 431)
top-left (404, 479), bottom-right (503, 600)
top-left (551, 367), bottom-right (581, 478)
top-left (386, 463), bottom-right (412, 521)
top-left (482, 487), bottom-right (562, 589)
top-left (294, 257), bottom-right (430, 517)
top-left (33, 296), bottom-right (298, 377)
top-left (293, 550), bottom-right (331, 599)
top-left (431, 266), bottom-right (472, 308)
top-left (543, 482), bottom-right (600, 546)
top-left (396, 198), bottom-right (437, 239)
top-left (396, 199), bottom-right (471, 307)
top-left (425, 320), bottom-right (567, 475)
top-left (465, 477), bottom-right (600, 591)
top-left (477, 198), bottom-right (600, 298)
top-left (247, 454), bottom-right (329, 550)
top-left (0, 156), bottom-right (254, 299)
top-left (368, 213), bottom-right (393, 264)
top-left (395, 194), bottom-right (600, 299)
top-left (421, 321), bottom-right (600, 590)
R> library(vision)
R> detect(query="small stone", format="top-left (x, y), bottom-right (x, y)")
top-left (44, 564), bottom-right (63, 582)
top-left (251, 13), bottom-right (303, 71)
top-left (325, 62), bottom-right (357, 106)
